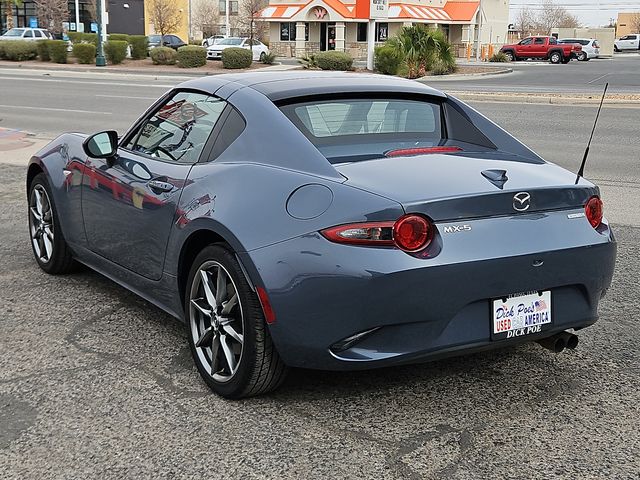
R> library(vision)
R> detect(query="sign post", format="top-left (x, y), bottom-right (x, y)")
top-left (355, 0), bottom-right (388, 71)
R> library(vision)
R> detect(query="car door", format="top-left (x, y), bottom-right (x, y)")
top-left (532, 37), bottom-right (546, 58)
top-left (516, 37), bottom-right (533, 57)
top-left (81, 90), bottom-right (228, 280)
top-left (23, 30), bottom-right (34, 40)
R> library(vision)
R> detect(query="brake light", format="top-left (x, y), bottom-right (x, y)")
top-left (385, 146), bottom-right (462, 157)
top-left (321, 215), bottom-right (434, 252)
top-left (585, 196), bottom-right (603, 229)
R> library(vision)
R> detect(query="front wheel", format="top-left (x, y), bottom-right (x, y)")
top-left (259, 52), bottom-right (266, 62)
top-left (28, 173), bottom-right (75, 274)
top-left (185, 245), bottom-right (288, 398)
top-left (503, 51), bottom-right (515, 62)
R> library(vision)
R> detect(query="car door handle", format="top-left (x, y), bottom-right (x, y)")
top-left (148, 180), bottom-right (174, 193)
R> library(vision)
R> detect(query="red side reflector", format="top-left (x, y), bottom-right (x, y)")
top-left (256, 287), bottom-right (276, 324)
top-left (385, 146), bottom-right (463, 158)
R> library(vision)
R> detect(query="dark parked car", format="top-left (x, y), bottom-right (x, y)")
top-left (26, 72), bottom-right (616, 398)
top-left (148, 34), bottom-right (186, 50)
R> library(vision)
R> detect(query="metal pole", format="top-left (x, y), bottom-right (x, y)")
top-left (74, 0), bottom-right (80, 31)
top-left (96, 0), bottom-right (106, 66)
top-left (475, 0), bottom-right (483, 62)
top-left (188, 0), bottom-right (192, 41)
top-left (367, 19), bottom-right (375, 70)
top-left (226, 0), bottom-right (230, 37)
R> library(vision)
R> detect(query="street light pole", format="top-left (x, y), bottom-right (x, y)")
top-left (226, 0), bottom-right (230, 37)
top-left (475, 0), bottom-right (483, 62)
top-left (96, 0), bottom-right (106, 66)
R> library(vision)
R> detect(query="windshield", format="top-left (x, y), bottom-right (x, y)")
top-left (217, 38), bottom-right (243, 46)
top-left (148, 35), bottom-right (161, 43)
top-left (3, 28), bottom-right (25, 37)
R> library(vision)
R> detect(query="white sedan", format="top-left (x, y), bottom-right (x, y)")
top-left (0, 27), bottom-right (53, 41)
top-left (206, 37), bottom-right (270, 61)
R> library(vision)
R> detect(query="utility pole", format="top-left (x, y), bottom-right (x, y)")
top-left (96, 0), bottom-right (106, 66)
top-left (75, 0), bottom-right (80, 31)
top-left (226, 0), bottom-right (230, 37)
top-left (475, 0), bottom-right (484, 62)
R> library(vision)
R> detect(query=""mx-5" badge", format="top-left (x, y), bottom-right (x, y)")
top-left (443, 224), bottom-right (472, 234)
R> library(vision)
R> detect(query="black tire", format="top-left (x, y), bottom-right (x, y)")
top-left (577, 52), bottom-right (587, 61)
top-left (562, 57), bottom-right (571, 64)
top-left (549, 51), bottom-right (562, 64)
top-left (185, 244), bottom-right (288, 398)
top-left (27, 173), bottom-right (75, 274)
top-left (503, 50), bottom-right (515, 62)
top-left (259, 52), bottom-right (266, 62)
top-left (614, 45), bottom-right (620, 52)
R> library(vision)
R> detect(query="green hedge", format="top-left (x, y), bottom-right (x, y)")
top-left (150, 46), bottom-right (176, 65)
top-left (73, 43), bottom-right (96, 64)
top-left (48, 40), bottom-right (68, 63)
top-left (108, 33), bottom-right (130, 42)
top-left (177, 45), bottom-right (206, 68)
top-left (129, 35), bottom-right (148, 60)
top-left (222, 47), bottom-right (252, 69)
top-left (0, 41), bottom-right (38, 61)
top-left (82, 33), bottom-right (98, 46)
top-left (374, 45), bottom-right (402, 75)
top-left (36, 40), bottom-right (52, 61)
top-left (67, 32), bottom-right (84, 44)
top-left (315, 51), bottom-right (353, 71)
top-left (0, 41), bottom-right (6, 59)
top-left (104, 40), bottom-right (128, 64)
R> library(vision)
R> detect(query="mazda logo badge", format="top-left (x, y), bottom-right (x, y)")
top-left (513, 192), bottom-right (531, 211)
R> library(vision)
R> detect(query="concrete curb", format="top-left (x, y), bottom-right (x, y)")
top-left (449, 92), bottom-right (640, 106)
top-left (418, 67), bottom-right (513, 82)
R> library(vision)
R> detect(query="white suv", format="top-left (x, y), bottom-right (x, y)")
top-left (0, 28), bottom-right (53, 41)
top-left (614, 34), bottom-right (640, 52)
top-left (558, 38), bottom-right (599, 61)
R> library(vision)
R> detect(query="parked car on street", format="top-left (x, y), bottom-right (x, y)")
top-left (0, 27), bottom-right (53, 41)
top-left (25, 72), bottom-right (616, 399)
top-left (206, 37), bottom-right (270, 61)
top-left (614, 34), bottom-right (640, 51)
top-left (558, 38), bottom-right (599, 60)
top-left (500, 36), bottom-right (582, 64)
top-left (202, 35), bottom-right (225, 47)
top-left (148, 34), bottom-right (187, 50)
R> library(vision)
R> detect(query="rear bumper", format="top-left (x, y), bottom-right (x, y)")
top-left (243, 213), bottom-right (616, 370)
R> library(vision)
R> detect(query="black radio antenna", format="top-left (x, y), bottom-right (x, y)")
top-left (575, 83), bottom-right (608, 184)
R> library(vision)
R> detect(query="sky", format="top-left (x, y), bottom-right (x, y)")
top-left (508, 0), bottom-right (640, 28)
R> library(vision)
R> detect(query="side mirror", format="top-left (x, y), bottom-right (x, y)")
top-left (83, 131), bottom-right (118, 158)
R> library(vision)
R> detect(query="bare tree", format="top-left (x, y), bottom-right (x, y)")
top-left (515, 6), bottom-right (536, 36)
top-left (192, 0), bottom-right (220, 37)
top-left (34, 0), bottom-right (69, 34)
top-left (238, 0), bottom-right (267, 42)
top-left (537, 0), bottom-right (580, 33)
top-left (149, 0), bottom-right (183, 36)
top-left (630, 13), bottom-right (640, 34)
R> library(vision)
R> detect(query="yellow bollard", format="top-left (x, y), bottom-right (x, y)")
top-left (466, 43), bottom-right (471, 61)
top-left (488, 44), bottom-right (494, 58)
top-left (481, 45), bottom-right (487, 61)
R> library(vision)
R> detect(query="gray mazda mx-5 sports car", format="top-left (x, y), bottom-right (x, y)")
top-left (26, 72), bottom-right (616, 398)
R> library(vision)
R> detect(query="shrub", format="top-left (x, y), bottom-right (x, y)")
top-left (374, 45), bottom-right (402, 75)
top-left (0, 41), bottom-right (7, 59)
top-left (73, 42), bottom-right (96, 64)
top-left (108, 33), bottom-right (130, 43)
top-left (150, 46), bottom-right (177, 65)
top-left (129, 35), bottom-right (148, 59)
top-left (48, 40), bottom-right (68, 63)
top-left (67, 32), bottom-right (84, 44)
top-left (104, 40), bottom-right (128, 64)
top-left (222, 47), bottom-right (252, 69)
top-left (315, 51), bottom-right (353, 71)
top-left (1, 40), bottom-right (38, 61)
top-left (36, 39), bottom-right (53, 61)
top-left (386, 25), bottom-right (456, 78)
top-left (82, 33), bottom-right (98, 46)
top-left (489, 52), bottom-right (509, 62)
top-left (260, 51), bottom-right (276, 64)
top-left (299, 53), bottom-right (318, 69)
top-left (177, 45), bottom-right (207, 68)
top-left (430, 60), bottom-right (455, 76)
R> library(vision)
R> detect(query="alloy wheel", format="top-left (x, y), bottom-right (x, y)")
top-left (29, 184), bottom-right (54, 264)
top-left (189, 261), bottom-right (244, 383)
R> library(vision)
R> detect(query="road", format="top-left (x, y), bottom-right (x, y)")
top-left (0, 70), bottom-right (639, 479)
top-left (424, 54), bottom-right (640, 95)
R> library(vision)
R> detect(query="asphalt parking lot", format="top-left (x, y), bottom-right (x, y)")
top-left (1, 68), bottom-right (640, 479)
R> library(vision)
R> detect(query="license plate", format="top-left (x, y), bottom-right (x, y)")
top-left (492, 291), bottom-right (552, 340)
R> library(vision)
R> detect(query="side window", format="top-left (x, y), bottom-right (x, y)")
top-left (209, 109), bottom-right (246, 160)
top-left (34, 30), bottom-right (43, 38)
top-left (534, 37), bottom-right (544, 45)
top-left (125, 91), bottom-right (227, 164)
top-left (548, 37), bottom-right (557, 45)
top-left (24, 30), bottom-right (33, 38)
top-left (520, 38), bottom-right (532, 46)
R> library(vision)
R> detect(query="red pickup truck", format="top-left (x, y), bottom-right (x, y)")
top-left (500, 36), bottom-right (582, 64)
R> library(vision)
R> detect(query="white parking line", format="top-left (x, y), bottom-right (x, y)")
top-left (95, 94), bottom-right (158, 100)
top-left (0, 104), bottom-right (112, 114)
top-left (588, 72), bottom-right (611, 84)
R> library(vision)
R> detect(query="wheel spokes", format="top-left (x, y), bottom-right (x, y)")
top-left (220, 334), bottom-right (237, 374)
top-left (42, 231), bottom-right (53, 259)
top-left (215, 267), bottom-right (227, 306)
top-left (200, 270), bottom-right (217, 309)
top-left (222, 323), bottom-right (243, 345)
top-left (30, 206), bottom-right (42, 222)
top-left (221, 293), bottom-right (237, 315)
top-left (210, 333), bottom-right (220, 375)
top-left (191, 297), bottom-right (212, 317)
top-left (196, 326), bottom-right (215, 348)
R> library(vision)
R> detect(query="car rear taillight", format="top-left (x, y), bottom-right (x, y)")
top-left (385, 146), bottom-right (462, 157)
top-left (585, 196), bottom-right (603, 229)
top-left (321, 215), bottom-right (434, 252)
top-left (593, 41), bottom-right (600, 48)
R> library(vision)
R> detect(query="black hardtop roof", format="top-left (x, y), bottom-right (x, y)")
top-left (179, 71), bottom-right (447, 102)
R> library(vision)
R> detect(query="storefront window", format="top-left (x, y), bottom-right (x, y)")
top-left (218, 1), bottom-right (239, 15)
top-left (357, 23), bottom-right (367, 42)
top-left (280, 22), bottom-right (308, 42)
top-left (376, 23), bottom-right (388, 42)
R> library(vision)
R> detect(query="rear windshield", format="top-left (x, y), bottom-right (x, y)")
top-left (3, 28), bottom-right (24, 37)
top-left (281, 98), bottom-right (443, 163)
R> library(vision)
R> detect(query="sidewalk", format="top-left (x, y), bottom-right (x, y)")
top-left (0, 128), bottom-right (51, 167)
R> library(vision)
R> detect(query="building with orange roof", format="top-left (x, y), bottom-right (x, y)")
top-left (259, 0), bottom-right (509, 59)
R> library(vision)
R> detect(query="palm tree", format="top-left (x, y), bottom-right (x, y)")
top-left (3, 0), bottom-right (23, 30)
top-left (387, 25), bottom-right (456, 78)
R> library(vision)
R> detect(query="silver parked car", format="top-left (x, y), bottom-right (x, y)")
top-left (206, 37), bottom-right (270, 61)
top-left (558, 38), bottom-right (600, 61)
top-left (1, 27), bottom-right (53, 41)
